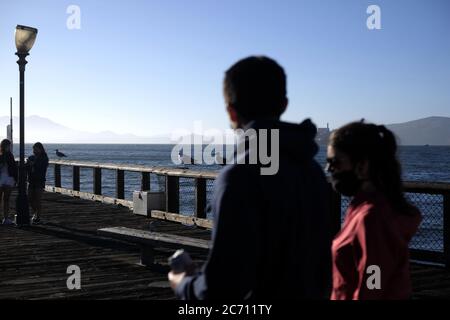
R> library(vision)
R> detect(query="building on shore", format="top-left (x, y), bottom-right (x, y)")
top-left (316, 123), bottom-right (331, 146)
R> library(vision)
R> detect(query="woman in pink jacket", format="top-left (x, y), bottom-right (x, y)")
top-left (326, 121), bottom-right (422, 300)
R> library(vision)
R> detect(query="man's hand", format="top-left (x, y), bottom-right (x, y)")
top-left (168, 271), bottom-right (186, 290)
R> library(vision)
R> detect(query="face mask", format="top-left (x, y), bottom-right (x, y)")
top-left (331, 170), bottom-right (362, 197)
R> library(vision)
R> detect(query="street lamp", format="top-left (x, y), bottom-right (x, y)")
top-left (15, 25), bottom-right (38, 226)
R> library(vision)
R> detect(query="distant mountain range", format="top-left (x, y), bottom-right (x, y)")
top-left (386, 116), bottom-right (450, 146)
top-left (0, 115), bottom-right (449, 145)
top-left (0, 115), bottom-right (170, 144)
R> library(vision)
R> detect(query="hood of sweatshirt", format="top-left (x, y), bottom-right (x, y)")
top-left (242, 118), bottom-right (319, 163)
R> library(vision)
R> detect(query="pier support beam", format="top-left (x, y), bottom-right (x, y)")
top-left (116, 170), bottom-right (125, 200)
top-left (93, 168), bottom-right (102, 196)
top-left (141, 172), bottom-right (150, 191)
top-left (54, 164), bottom-right (61, 188)
top-left (73, 166), bottom-right (80, 191)
top-left (195, 178), bottom-right (207, 219)
top-left (166, 176), bottom-right (179, 213)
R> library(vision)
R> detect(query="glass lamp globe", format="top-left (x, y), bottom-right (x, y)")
top-left (15, 25), bottom-right (38, 54)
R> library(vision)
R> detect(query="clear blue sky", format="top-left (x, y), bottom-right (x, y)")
top-left (0, 0), bottom-right (449, 137)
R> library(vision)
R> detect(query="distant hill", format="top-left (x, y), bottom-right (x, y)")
top-left (387, 116), bottom-right (450, 146)
top-left (0, 115), bottom-right (213, 144)
top-left (0, 115), bottom-right (169, 144)
top-left (0, 115), bottom-right (448, 145)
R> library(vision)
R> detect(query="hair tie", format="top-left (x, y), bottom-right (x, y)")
top-left (377, 125), bottom-right (386, 139)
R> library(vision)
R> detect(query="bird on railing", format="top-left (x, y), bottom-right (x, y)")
top-left (55, 149), bottom-right (67, 158)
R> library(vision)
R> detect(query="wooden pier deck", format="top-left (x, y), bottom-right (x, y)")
top-left (0, 191), bottom-right (210, 300)
top-left (0, 191), bottom-right (449, 299)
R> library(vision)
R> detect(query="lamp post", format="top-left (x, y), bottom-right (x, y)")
top-left (15, 25), bottom-right (38, 226)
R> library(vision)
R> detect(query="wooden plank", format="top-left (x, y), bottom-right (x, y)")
top-left (404, 188), bottom-right (449, 195)
top-left (410, 249), bottom-right (444, 264)
top-left (45, 186), bottom-right (133, 208)
top-left (403, 182), bottom-right (450, 193)
top-left (151, 210), bottom-right (213, 230)
top-left (98, 227), bottom-right (211, 249)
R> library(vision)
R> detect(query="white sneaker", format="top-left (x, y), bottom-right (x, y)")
top-left (2, 218), bottom-right (15, 225)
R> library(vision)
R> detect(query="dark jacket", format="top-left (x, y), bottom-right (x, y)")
top-left (0, 152), bottom-right (18, 182)
top-left (27, 153), bottom-right (49, 188)
top-left (176, 119), bottom-right (332, 300)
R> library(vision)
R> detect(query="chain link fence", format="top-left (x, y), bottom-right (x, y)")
top-left (339, 193), bottom-right (444, 252)
top-left (407, 193), bottom-right (443, 252)
top-left (179, 177), bottom-right (196, 216)
top-left (170, 177), bottom-right (216, 218)
top-left (206, 179), bottom-right (216, 219)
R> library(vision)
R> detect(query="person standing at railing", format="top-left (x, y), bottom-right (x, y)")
top-left (168, 56), bottom-right (332, 299)
top-left (326, 121), bottom-right (422, 300)
top-left (26, 142), bottom-right (49, 225)
top-left (0, 139), bottom-right (18, 225)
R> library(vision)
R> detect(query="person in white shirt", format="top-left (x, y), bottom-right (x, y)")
top-left (0, 139), bottom-right (18, 225)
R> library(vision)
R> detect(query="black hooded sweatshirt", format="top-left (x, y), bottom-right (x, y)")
top-left (26, 153), bottom-right (49, 189)
top-left (176, 119), bottom-right (332, 300)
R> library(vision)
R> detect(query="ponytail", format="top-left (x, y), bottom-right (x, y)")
top-left (376, 125), bottom-right (397, 156)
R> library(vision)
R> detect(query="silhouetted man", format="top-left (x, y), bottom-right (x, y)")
top-left (168, 56), bottom-right (331, 299)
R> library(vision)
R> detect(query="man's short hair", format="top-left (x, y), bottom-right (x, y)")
top-left (224, 56), bottom-right (287, 120)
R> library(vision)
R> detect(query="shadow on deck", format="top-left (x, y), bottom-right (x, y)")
top-left (0, 191), bottom-right (449, 299)
top-left (0, 191), bottom-right (210, 299)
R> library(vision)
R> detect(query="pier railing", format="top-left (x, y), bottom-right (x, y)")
top-left (45, 159), bottom-right (217, 228)
top-left (44, 159), bottom-right (450, 267)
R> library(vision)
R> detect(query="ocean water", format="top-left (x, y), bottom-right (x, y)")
top-left (20, 144), bottom-right (448, 185)
top-left (17, 143), bottom-right (450, 252)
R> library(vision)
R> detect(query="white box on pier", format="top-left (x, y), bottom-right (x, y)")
top-left (133, 191), bottom-right (165, 216)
